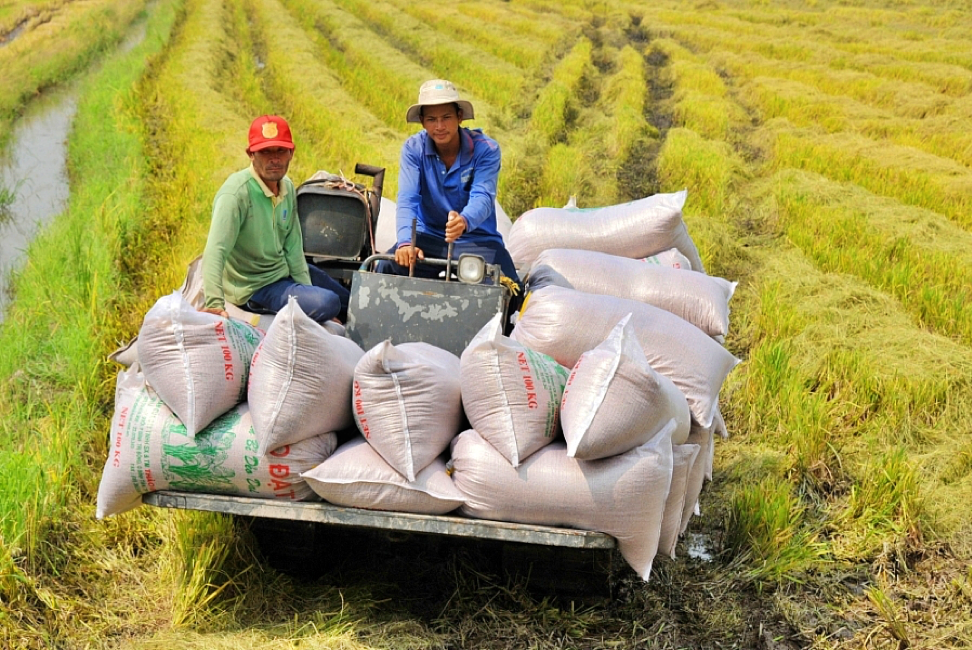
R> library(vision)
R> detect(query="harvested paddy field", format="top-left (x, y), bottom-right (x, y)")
top-left (1, 0), bottom-right (971, 648)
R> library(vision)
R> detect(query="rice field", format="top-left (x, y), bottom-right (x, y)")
top-left (1, 0), bottom-right (972, 648)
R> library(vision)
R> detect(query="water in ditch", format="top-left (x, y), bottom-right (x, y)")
top-left (0, 18), bottom-right (149, 323)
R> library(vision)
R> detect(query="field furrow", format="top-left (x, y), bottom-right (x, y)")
top-left (383, 0), bottom-right (553, 71)
top-left (651, 9), bottom-right (972, 96)
top-left (528, 37), bottom-right (593, 146)
top-left (330, 0), bottom-right (524, 113)
top-left (243, 0), bottom-right (401, 190)
top-left (275, 0), bottom-right (424, 134)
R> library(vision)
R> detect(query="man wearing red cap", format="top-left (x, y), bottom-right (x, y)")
top-left (200, 115), bottom-right (349, 324)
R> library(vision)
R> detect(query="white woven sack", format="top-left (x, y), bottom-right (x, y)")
top-left (529, 249), bottom-right (736, 338)
top-left (507, 190), bottom-right (704, 272)
top-left (353, 341), bottom-right (462, 481)
top-left (460, 313), bottom-right (569, 466)
top-left (512, 286), bottom-right (739, 428)
top-left (301, 438), bottom-right (465, 515)
top-left (97, 366), bottom-right (337, 518)
top-left (680, 424), bottom-right (711, 535)
top-left (138, 291), bottom-right (263, 435)
top-left (249, 297), bottom-right (364, 456)
top-left (561, 315), bottom-right (690, 460)
top-left (642, 247), bottom-right (692, 270)
top-left (657, 443), bottom-right (700, 559)
top-left (450, 429), bottom-right (673, 581)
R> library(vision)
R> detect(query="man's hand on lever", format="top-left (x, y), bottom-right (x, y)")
top-left (445, 210), bottom-right (467, 243)
top-left (395, 244), bottom-right (425, 267)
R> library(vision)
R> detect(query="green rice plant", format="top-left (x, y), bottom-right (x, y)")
top-left (277, 0), bottom-right (423, 133)
top-left (725, 282), bottom-right (843, 491)
top-left (836, 447), bottom-right (924, 559)
top-left (0, 451), bottom-right (44, 594)
top-left (723, 476), bottom-right (826, 585)
top-left (656, 127), bottom-right (741, 219)
top-left (0, 0), bottom-right (180, 616)
top-left (768, 122), bottom-right (972, 232)
top-left (529, 37), bottom-right (592, 145)
top-left (0, 182), bottom-right (14, 222)
top-left (170, 512), bottom-right (236, 627)
top-left (332, 0), bottom-right (523, 113)
top-left (866, 583), bottom-right (912, 648)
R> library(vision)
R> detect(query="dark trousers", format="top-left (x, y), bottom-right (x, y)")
top-left (244, 264), bottom-right (350, 324)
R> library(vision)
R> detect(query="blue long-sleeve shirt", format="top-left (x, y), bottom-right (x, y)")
top-left (396, 127), bottom-right (504, 247)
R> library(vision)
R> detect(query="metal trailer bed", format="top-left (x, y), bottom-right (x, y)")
top-left (143, 491), bottom-right (615, 549)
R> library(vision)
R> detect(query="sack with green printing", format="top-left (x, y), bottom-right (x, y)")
top-left (96, 365), bottom-right (337, 518)
top-left (460, 313), bottom-right (569, 466)
top-left (138, 291), bottom-right (263, 435)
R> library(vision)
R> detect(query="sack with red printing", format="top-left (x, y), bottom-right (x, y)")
top-left (352, 341), bottom-right (462, 481)
top-left (512, 285), bottom-right (739, 429)
top-left (96, 365), bottom-right (337, 518)
top-left (138, 291), bottom-right (264, 434)
top-left (248, 296), bottom-right (364, 456)
top-left (460, 313), bottom-right (569, 466)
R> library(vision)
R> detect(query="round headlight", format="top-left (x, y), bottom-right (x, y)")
top-left (457, 254), bottom-right (486, 284)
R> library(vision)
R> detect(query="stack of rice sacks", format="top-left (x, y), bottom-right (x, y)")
top-left (96, 190), bottom-right (738, 583)
top-left (450, 189), bottom-right (740, 579)
top-left (96, 294), bottom-right (359, 518)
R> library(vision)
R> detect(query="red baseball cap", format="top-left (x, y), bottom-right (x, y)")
top-left (247, 115), bottom-right (295, 152)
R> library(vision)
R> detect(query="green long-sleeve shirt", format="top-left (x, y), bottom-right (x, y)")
top-left (202, 166), bottom-right (310, 310)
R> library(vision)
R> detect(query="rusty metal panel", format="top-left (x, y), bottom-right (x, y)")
top-left (142, 491), bottom-right (616, 549)
top-left (345, 271), bottom-right (507, 356)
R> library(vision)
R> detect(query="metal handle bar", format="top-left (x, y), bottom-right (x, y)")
top-left (358, 254), bottom-right (503, 286)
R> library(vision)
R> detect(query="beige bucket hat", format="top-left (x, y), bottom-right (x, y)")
top-left (405, 79), bottom-right (475, 124)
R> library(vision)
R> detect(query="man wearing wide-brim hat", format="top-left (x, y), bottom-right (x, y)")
top-left (200, 115), bottom-right (349, 324)
top-left (379, 80), bottom-right (521, 308)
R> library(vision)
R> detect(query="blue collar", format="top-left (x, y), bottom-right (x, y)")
top-left (422, 128), bottom-right (474, 166)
